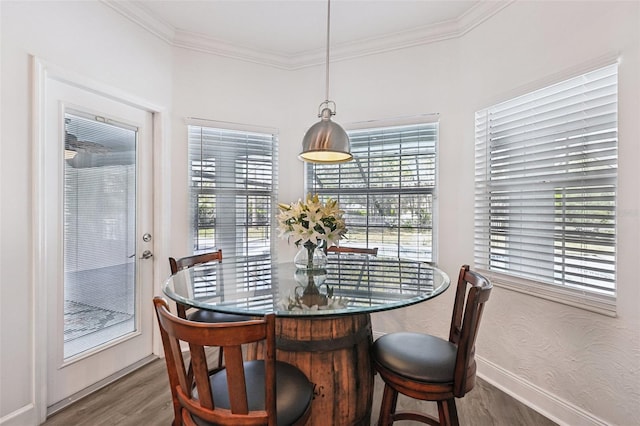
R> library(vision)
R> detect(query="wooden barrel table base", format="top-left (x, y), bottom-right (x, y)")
top-left (249, 313), bottom-right (374, 426)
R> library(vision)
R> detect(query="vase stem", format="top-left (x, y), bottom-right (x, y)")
top-left (306, 245), bottom-right (315, 269)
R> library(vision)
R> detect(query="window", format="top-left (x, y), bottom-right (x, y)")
top-left (474, 64), bottom-right (617, 313)
top-left (188, 123), bottom-right (278, 308)
top-left (306, 120), bottom-right (438, 261)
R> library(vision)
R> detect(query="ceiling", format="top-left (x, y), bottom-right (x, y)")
top-left (108, 0), bottom-right (510, 68)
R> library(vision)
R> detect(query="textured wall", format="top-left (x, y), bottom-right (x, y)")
top-left (457, 3), bottom-right (640, 424)
top-left (371, 2), bottom-right (640, 425)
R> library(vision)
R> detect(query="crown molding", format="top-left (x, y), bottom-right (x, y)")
top-left (102, 0), bottom-right (513, 71)
top-left (101, 0), bottom-right (175, 44)
top-left (172, 31), bottom-right (294, 70)
top-left (457, 0), bottom-right (513, 35)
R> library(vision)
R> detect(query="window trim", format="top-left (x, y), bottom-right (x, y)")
top-left (474, 62), bottom-right (618, 317)
top-left (480, 269), bottom-right (617, 317)
top-left (343, 113), bottom-right (440, 132)
top-left (186, 117), bottom-right (278, 137)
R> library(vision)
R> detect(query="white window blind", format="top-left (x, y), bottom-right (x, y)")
top-left (474, 64), bottom-right (617, 311)
top-left (306, 122), bottom-right (438, 261)
top-left (188, 124), bottom-right (278, 302)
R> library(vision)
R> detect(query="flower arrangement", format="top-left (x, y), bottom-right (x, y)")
top-left (278, 194), bottom-right (348, 305)
top-left (277, 193), bottom-right (347, 249)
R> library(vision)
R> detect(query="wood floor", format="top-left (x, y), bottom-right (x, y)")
top-left (43, 358), bottom-right (557, 426)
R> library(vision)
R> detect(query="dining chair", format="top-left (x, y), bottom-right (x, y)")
top-left (326, 246), bottom-right (378, 255)
top-left (371, 264), bottom-right (492, 426)
top-left (326, 246), bottom-right (378, 291)
top-left (153, 297), bottom-right (313, 426)
top-left (168, 250), bottom-right (253, 425)
top-left (168, 250), bottom-right (248, 324)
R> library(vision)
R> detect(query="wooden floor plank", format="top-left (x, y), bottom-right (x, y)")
top-left (43, 360), bottom-right (173, 426)
top-left (43, 358), bottom-right (557, 426)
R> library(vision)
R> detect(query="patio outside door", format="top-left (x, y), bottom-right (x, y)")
top-left (44, 78), bottom-right (154, 410)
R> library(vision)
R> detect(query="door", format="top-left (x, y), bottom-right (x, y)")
top-left (44, 77), bottom-right (154, 408)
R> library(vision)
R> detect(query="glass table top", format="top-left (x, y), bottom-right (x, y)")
top-left (162, 254), bottom-right (450, 317)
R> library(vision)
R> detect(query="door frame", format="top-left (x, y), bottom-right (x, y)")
top-left (31, 56), bottom-right (170, 423)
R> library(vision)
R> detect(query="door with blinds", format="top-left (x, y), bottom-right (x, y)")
top-left (44, 78), bottom-right (154, 411)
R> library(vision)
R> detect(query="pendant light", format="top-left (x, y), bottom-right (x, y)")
top-left (299, 0), bottom-right (353, 164)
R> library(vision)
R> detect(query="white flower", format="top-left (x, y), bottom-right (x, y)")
top-left (277, 193), bottom-right (348, 247)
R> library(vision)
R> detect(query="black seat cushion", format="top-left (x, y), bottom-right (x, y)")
top-left (372, 332), bottom-right (457, 383)
top-left (187, 309), bottom-right (249, 323)
top-left (192, 360), bottom-right (312, 426)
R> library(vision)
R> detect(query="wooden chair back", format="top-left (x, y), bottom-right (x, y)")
top-left (448, 265), bottom-right (492, 397)
top-left (168, 250), bottom-right (223, 319)
top-left (153, 297), bottom-right (278, 426)
top-left (169, 249), bottom-right (223, 274)
top-left (326, 246), bottom-right (378, 255)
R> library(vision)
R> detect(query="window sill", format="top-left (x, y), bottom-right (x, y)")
top-left (477, 269), bottom-right (617, 317)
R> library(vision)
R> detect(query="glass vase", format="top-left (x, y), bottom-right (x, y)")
top-left (294, 241), bottom-right (328, 270)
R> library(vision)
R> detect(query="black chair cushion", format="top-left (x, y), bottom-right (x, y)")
top-left (187, 309), bottom-right (249, 323)
top-left (372, 332), bottom-right (457, 383)
top-left (192, 360), bottom-right (312, 426)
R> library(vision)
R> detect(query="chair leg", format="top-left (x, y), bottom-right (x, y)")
top-left (171, 395), bottom-right (182, 426)
top-left (437, 399), bottom-right (459, 426)
top-left (377, 383), bottom-right (399, 426)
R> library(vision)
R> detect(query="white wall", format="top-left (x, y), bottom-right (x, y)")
top-left (363, 2), bottom-right (640, 425)
top-left (2, 1), bottom-right (639, 425)
top-left (457, 3), bottom-right (640, 424)
top-left (0, 1), bottom-right (172, 424)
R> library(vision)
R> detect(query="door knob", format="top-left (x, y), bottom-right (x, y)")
top-left (140, 250), bottom-right (153, 260)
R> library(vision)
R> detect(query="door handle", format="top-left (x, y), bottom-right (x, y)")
top-left (140, 250), bottom-right (153, 260)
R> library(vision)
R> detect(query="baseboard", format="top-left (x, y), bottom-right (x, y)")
top-left (476, 355), bottom-right (610, 426)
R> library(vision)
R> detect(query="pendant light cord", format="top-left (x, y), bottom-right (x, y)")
top-left (325, 0), bottom-right (331, 102)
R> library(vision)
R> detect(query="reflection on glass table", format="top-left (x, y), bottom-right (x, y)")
top-left (163, 253), bottom-right (450, 317)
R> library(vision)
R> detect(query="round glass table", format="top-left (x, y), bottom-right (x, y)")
top-left (162, 254), bottom-right (450, 426)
